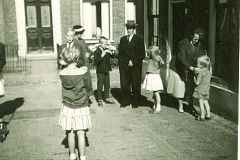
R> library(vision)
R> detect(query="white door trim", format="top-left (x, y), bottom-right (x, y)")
top-left (15, 0), bottom-right (27, 56)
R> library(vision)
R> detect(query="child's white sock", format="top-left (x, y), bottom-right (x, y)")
top-left (80, 156), bottom-right (86, 160)
top-left (153, 104), bottom-right (156, 109)
top-left (69, 154), bottom-right (76, 160)
top-left (156, 104), bottom-right (161, 111)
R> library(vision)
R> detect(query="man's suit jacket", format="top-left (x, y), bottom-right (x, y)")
top-left (94, 47), bottom-right (112, 74)
top-left (58, 39), bottom-right (85, 68)
top-left (118, 34), bottom-right (145, 70)
top-left (77, 38), bottom-right (92, 68)
top-left (0, 43), bottom-right (6, 72)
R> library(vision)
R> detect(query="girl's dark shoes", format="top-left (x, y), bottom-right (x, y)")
top-left (195, 116), bottom-right (205, 121)
top-left (205, 117), bottom-right (211, 120)
top-left (149, 109), bottom-right (161, 114)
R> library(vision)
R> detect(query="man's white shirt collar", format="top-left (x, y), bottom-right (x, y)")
top-left (128, 34), bottom-right (134, 42)
top-left (67, 42), bottom-right (74, 48)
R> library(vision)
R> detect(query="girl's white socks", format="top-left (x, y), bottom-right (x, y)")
top-left (80, 156), bottom-right (86, 160)
top-left (156, 104), bottom-right (161, 111)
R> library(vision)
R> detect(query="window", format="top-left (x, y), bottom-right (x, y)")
top-left (214, 3), bottom-right (239, 92)
top-left (82, 0), bottom-right (111, 40)
top-left (127, 0), bottom-right (136, 21)
top-left (147, 0), bottom-right (160, 46)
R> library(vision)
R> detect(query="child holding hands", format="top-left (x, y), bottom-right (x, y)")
top-left (193, 55), bottom-right (212, 121)
top-left (143, 46), bottom-right (164, 114)
top-left (58, 47), bottom-right (91, 160)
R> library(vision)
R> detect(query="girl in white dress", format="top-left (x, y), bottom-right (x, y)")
top-left (143, 46), bottom-right (164, 114)
top-left (58, 47), bottom-right (91, 160)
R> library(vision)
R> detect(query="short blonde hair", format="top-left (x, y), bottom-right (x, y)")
top-left (198, 55), bottom-right (212, 74)
top-left (61, 47), bottom-right (80, 64)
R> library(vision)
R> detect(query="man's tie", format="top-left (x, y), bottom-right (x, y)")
top-left (67, 42), bottom-right (72, 48)
top-left (127, 36), bottom-right (130, 43)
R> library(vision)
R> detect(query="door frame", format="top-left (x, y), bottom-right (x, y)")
top-left (15, 0), bottom-right (61, 56)
top-left (168, 0), bottom-right (185, 54)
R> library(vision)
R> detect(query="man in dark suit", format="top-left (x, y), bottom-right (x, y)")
top-left (58, 28), bottom-right (85, 69)
top-left (94, 36), bottom-right (115, 106)
top-left (118, 20), bottom-right (145, 108)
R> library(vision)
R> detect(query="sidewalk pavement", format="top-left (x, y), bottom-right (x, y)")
top-left (0, 63), bottom-right (238, 160)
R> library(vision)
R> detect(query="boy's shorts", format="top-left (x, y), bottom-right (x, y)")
top-left (193, 91), bottom-right (209, 100)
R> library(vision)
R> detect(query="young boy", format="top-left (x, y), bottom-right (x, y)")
top-left (93, 36), bottom-right (115, 106)
top-left (193, 55), bottom-right (212, 121)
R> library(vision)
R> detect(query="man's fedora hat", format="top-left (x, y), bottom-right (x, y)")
top-left (73, 25), bottom-right (85, 34)
top-left (125, 20), bottom-right (138, 29)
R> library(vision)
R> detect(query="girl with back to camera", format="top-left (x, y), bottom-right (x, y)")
top-left (143, 46), bottom-right (164, 114)
top-left (193, 55), bottom-right (212, 121)
top-left (58, 47), bottom-right (91, 160)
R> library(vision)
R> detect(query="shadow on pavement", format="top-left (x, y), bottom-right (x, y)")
top-left (111, 88), bottom-right (153, 108)
top-left (110, 88), bottom-right (122, 104)
top-left (61, 131), bottom-right (90, 148)
top-left (0, 97), bottom-right (24, 143)
top-left (160, 93), bottom-right (199, 117)
top-left (0, 97), bottom-right (25, 121)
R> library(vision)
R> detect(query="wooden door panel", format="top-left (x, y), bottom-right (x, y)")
top-left (27, 28), bottom-right (39, 50)
top-left (40, 3), bottom-right (53, 50)
top-left (41, 28), bottom-right (53, 49)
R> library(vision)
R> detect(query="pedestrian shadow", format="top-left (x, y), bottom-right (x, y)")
top-left (160, 93), bottom-right (199, 117)
top-left (111, 88), bottom-right (153, 108)
top-left (160, 93), bottom-right (179, 109)
top-left (0, 97), bottom-right (25, 121)
top-left (110, 88), bottom-right (122, 104)
top-left (93, 90), bottom-right (98, 101)
top-left (61, 131), bottom-right (90, 148)
top-left (0, 97), bottom-right (24, 143)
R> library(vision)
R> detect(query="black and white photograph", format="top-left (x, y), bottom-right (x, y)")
top-left (0, 0), bottom-right (239, 159)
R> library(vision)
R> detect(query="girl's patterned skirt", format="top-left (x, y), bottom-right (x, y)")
top-left (143, 73), bottom-right (163, 91)
top-left (58, 105), bottom-right (91, 131)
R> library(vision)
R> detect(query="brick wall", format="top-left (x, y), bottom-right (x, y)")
top-left (60, 0), bottom-right (80, 44)
top-left (3, 0), bottom-right (17, 44)
top-left (112, 0), bottom-right (125, 43)
top-left (0, 0), bottom-right (5, 43)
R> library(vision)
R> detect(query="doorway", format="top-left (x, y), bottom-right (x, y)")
top-left (172, 2), bottom-right (186, 55)
top-left (25, 0), bottom-right (54, 53)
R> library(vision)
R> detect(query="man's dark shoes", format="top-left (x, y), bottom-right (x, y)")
top-left (120, 105), bottom-right (126, 108)
top-left (98, 100), bottom-right (103, 107)
top-left (120, 103), bottom-right (130, 108)
top-left (132, 105), bottom-right (139, 109)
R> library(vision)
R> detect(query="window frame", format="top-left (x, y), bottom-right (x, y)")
top-left (80, 0), bottom-right (113, 41)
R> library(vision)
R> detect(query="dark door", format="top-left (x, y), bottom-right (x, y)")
top-left (25, 0), bottom-right (53, 53)
top-left (172, 2), bottom-right (186, 56)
